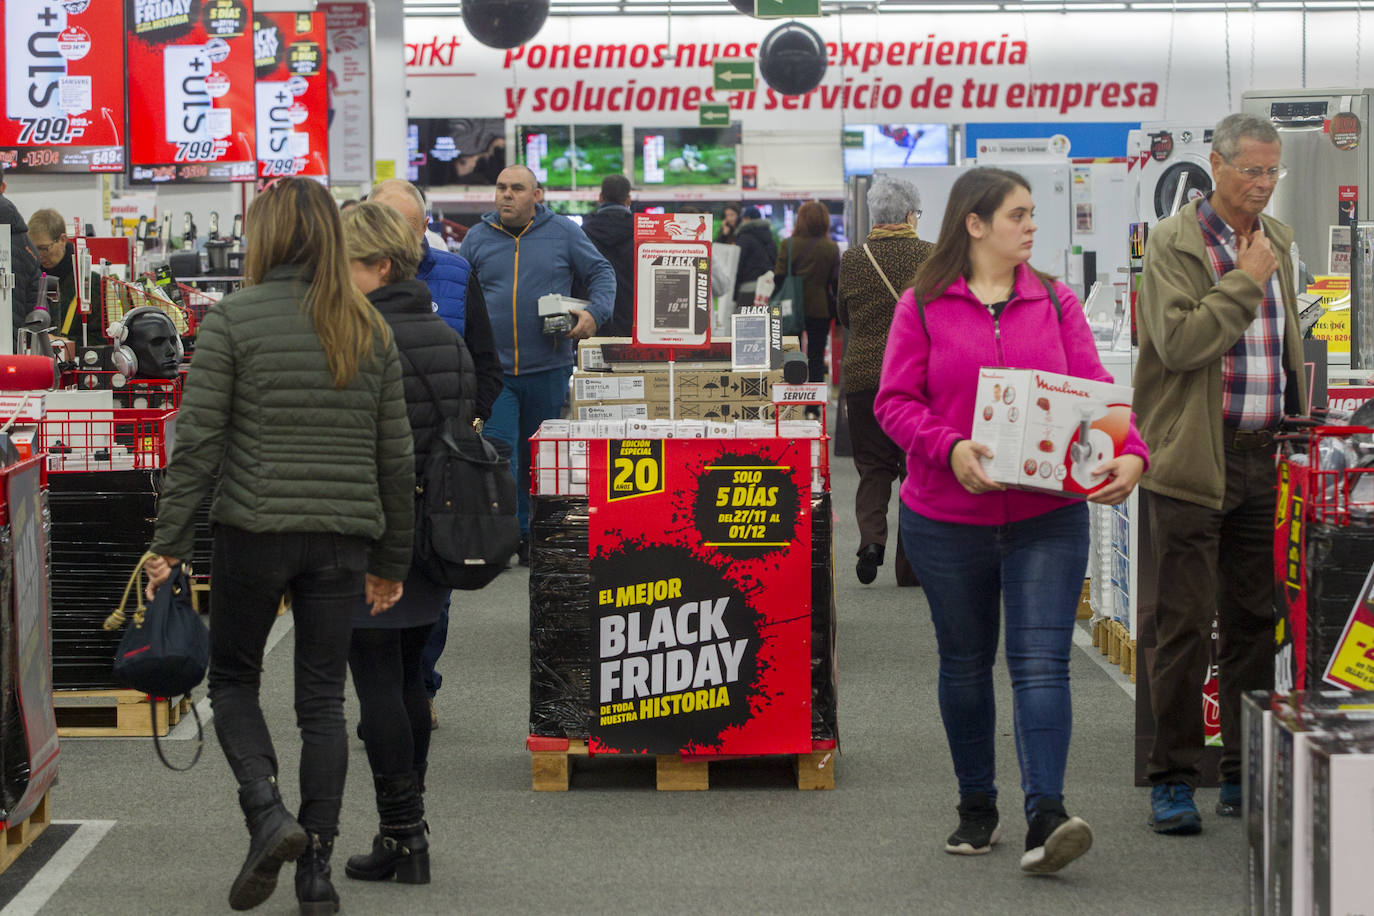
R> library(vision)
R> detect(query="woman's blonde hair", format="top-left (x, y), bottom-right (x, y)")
top-left (342, 202), bottom-right (423, 284)
top-left (243, 178), bottom-right (389, 389)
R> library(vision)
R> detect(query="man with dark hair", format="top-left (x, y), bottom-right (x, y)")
top-left (1133, 112), bottom-right (1306, 835)
top-left (578, 174), bottom-right (634, 338)
top-left (0, 179), bottom-right (43, 336)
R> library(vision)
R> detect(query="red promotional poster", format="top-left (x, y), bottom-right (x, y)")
top-left (125, 0), bottom-right (256, 182)
top-left (253, 11), bottom-right (328, 181)
top-left (1, 0), bottom-right (126, 173)
top-left (588, 437), bottom-right (811, 756)
top-left (633, 213), bottom-right (712, 348)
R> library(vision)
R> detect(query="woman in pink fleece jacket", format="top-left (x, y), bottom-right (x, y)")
top-left (875, 168), bottom-right (1147, 875)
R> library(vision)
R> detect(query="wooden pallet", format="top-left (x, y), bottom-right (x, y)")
top-left (527, 736), bottom-right (837, 791)
top-left (1091, 619), bottom-right (1136, 681)
top-left (54, 689), bottom-right (192, 738)
top-left (0, 791), bottom-right (50, 875)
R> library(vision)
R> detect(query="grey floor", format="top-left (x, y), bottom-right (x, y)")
top-left (28, 450), bottom-right (1246, 916)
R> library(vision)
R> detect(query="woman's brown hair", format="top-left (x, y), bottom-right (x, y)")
top-left (342, 202), bottom-right (423, 284)
top-left (910, 167), bottom-right (1054, 303)
top-left (793, 200), bottom-right (830, 238)
top-left (243, 178), bottom-right (390, 389)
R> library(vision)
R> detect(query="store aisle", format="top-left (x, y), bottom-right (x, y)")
top-left (25, 454), bottom-right (1245, 916)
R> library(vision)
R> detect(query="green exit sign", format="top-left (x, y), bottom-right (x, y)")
top-left (843, 130), bottom-right (864, 149)
top-left (713, 59), bottom-right (756, 92)
top-left (755, 0), bottom-right (821, 17)
top-left (699, 104), bottom-right (731, 127)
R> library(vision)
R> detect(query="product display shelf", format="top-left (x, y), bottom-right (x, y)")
top-left (526, 421), bottom-right (836, 791)
top-left (1087, 488), bottom-right (1138, 682)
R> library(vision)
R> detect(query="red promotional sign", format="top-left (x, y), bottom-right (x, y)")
top-left (1, 0), bottom-right (126, 173)
top-left (588, 437), bottom-right (811, 756)
top-left (253, 11), bottom-right (327, 181)
top-left (126, 0), bottom-right (256, 182)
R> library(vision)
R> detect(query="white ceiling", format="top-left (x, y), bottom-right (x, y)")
top-left (402, 0), bottom-right (1374, 17)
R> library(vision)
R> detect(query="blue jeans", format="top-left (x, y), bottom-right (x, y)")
top-left (483, 366), bottom-right (574, 538)
top-left (900, 501), bottom-right (1088, 823)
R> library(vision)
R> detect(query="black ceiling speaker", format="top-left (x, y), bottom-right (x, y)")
top-left (462, 0), bottom-right (550, 50)
top-left (727, 0), bottom-right (759, 15)
top-left (757, 20), bottom-right (827, 96)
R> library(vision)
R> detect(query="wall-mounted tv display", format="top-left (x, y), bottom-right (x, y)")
top-left (843, 123), bottom-right (952, 176)
top-left (407, 117), bottom-right (506, 187)
top-left (633, 126), bottom-right (740, 187)
top-left (519, 124), bottom-right (624, 190)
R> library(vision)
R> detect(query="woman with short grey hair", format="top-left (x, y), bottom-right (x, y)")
top-left (836, 177), bottom-right (934, 586)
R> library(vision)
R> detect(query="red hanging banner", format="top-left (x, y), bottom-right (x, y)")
top-left (588, 437), bottom-right (812, 756)
top-left (126, 0), bottom-right (256, 183)
top-left (253, 11), bottom-right (328, 182)
top-left (1, 0), bottom-right (126, 173)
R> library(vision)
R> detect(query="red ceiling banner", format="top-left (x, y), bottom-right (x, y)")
top-left (1, 0), bottom-right (127, 173)
top-left (126, 0), bottom-right (256, 183)
top-left (253, 11), bottom-right (328, 182)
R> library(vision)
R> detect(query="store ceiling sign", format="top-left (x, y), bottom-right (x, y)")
top-left (0, 0), bottom-right (126, 173)
top-left (588, 438), bottom-right (812, 756)
top-left (712, 59), bottom-right (757, 93)
top-left (754, 0), bottom-right (821, 18)
top-left (253, 11), bottom-right (329, 182)
top-left (126, 0), bottom-right (257, 183)
top-left (320, 2), bottom-right (371, 183)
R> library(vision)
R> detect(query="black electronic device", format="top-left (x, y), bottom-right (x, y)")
top-left (782, 351), bottom-right (809, 384)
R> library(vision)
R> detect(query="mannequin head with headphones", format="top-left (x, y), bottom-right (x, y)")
top-left (107, 306), bottom-right (183, 380)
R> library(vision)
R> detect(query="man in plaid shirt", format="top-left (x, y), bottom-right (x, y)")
top-left (1131, 113), bottom-right (1308, 836)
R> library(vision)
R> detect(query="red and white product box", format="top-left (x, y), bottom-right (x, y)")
top-left (971, 367), bottom-right (1134, 498)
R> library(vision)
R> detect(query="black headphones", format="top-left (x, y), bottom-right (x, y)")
top-left (107, 306), bottom-right (184, 379)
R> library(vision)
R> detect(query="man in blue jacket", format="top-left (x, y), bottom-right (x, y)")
top-left (459, 165), bottom-right (615, 561)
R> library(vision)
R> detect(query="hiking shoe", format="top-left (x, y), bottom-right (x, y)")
top-left (945, 792), bottom-right (1002, 855)
top-left (1215, 780), bottom-right (1241, 817)
top-left (1150, 783), bottom-right (1202, 835)
top-left (1020, 798), bottom-right (1092, 874)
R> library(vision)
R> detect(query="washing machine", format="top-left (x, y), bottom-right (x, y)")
top-left (1127, 123), bottom-right (1214, 228)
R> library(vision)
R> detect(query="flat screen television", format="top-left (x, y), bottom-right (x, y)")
top-left (407, 117), bottom-right (506, 187)
top-left (842, 123), bottom-right (951, 176)
top-left (519, 124), bottom-right (624, 190)
top-left (633, 126), bottom-right (740, 187)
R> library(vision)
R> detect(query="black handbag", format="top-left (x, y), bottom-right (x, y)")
top-left (104, 552), bottom-right (208, 770)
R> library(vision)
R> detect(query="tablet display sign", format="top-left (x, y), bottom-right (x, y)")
top-left (126, 0), bottom-right (256, 182)
top-left (0, 0), bottom-right (126, 173)
top-left (254, 11), bottom-right (327, 181)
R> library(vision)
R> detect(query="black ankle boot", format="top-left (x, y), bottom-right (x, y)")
top-left (856, 543), bottom-right (884, 585)
top-left (229, 776), bottom-right (308, 911)
top-left (295, 832), bottom-right (340, 914)
top-left (345, 773), bottom-right (430, 884)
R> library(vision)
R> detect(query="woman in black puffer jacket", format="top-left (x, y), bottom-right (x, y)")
top-left (340, 202), bottom-right (478, 887)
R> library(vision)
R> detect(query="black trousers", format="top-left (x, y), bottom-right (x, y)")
top-left (845, 389), bottom-right (916, 584)
top-left (207, 525), bottom-right (367, 835)
top-left (804, 316), bottom-right (832, 383)
top-left (350, 625), bottom-right (433, 780)
top-left (1145, 439), bottom-right (1277, 786)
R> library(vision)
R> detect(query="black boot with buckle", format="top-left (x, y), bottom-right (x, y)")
top-left (295, 831), bottom-right (340, 914)
top-left (344, 773), bottom-right (431, 884)
top-left (228, 775), bottom-right (308, 911)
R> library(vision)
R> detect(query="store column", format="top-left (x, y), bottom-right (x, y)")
top-left (371, 0), bottom-right (409, 185)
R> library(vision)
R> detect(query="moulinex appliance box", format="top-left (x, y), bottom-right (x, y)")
top-left (971, 368), bottom-right (1134, 497)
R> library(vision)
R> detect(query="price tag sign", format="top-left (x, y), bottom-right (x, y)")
top-left (253, 11), bottom-right (328, 182)
top-left (0, 0), bottom-right (126, 173)
top-left (126, 0), bottom-right (256, 183)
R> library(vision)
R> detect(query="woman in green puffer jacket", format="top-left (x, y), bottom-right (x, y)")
top-left (144, 178), bottom-right (414, 915)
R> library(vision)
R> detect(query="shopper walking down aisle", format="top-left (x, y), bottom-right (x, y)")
top-left (579, 174), bottom-right (636, 338)
top-left (368, 177), bottom-right (502, 730)
top-left (459, 165), bottom-right (614, 562)
top-left (143, 178), bottom-right (414, 914)
top-left (875, 168), bottom-right (1148, 874)
top-left (732, 206), bottom-right (777, 312)
top-left (341, 203), bottom-right (478, 886)
top-left (1132, 114), bottom-right (1306, 835)
top-left (837, 178), bottom-right (932, 587)
top-left (776, 200), bottom-right (841, 387)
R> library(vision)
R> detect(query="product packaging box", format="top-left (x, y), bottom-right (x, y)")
top-left (1267, 692), bottom-right (1374, 915)
top-left (1242, 691), bottom-right (1273, 915)
top-left (577, 336), bottom-right (800, 371)
top-left (1308, 734), bottom-right (1374, 915)
top-left (571, 367), bottom-right (784, 422)
top-left (970, 367), bottom-right (1134, 497)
